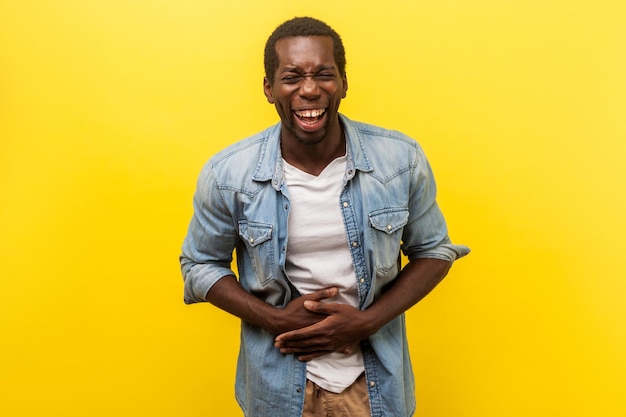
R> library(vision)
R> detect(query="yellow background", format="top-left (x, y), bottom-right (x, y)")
top-left (1, 1), bottom-right (625, 416)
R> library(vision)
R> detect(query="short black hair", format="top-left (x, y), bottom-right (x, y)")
top-left (264, 17), bottom-right (346, 84)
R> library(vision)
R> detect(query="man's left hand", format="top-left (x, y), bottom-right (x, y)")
top-left (273, 301), bottom-right (373, 361)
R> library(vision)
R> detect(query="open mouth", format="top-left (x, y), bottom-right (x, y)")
top-left (294, 108), bottom-right (327, 126)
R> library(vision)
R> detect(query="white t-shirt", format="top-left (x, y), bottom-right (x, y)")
top-left (283, 155), bottom-right (365, 393)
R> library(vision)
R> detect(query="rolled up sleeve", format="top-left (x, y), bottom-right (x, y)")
top-left (180, 161), bottom-right (238, 304)
top-left (401, 147), bottom-right (470, 263)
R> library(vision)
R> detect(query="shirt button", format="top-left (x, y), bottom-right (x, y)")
top-left (387, 225), bottom-right (392, 230)
top-left (370, 381), bottom-right (376, 387)
top-left (249, 238), bottom-right (254, 244)
top-left (360, 278), bottom-right (365, 284)
top-left (343, 201), bottom-right (349, 208)
top-left (352, 241), bottom-right (358, 247)
top-left (296, 387), bottom-right (302, 393)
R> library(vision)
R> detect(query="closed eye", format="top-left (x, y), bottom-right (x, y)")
top-left (281, 75), bottom-right (302, 83)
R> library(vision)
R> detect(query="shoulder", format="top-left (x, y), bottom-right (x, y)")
top-left (343, 115), bottom-right (422, 156)
top-left (209, 124), bottom-right (276, 167)
top-left (197, 123), bottom-right (280, 192)
top-left (351, 119), bottom-right (418, 147)
top-left (341, 115), bottom-right (427, 173)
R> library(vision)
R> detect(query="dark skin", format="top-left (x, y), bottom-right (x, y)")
top-left (206, 35), bottom-right (452, 361)
top-left (205, 275), bottom-right (340, 337)
top-left (263, 36), bottom-right (347, 176)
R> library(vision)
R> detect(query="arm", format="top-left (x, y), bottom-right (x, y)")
top-left (181, 162), bottom-right (340, 334)
top-left (274, 141), bottom-right (468, 360)
top-left (273, 257), bottom-right (451, 361)
top-left (205, 275), bottom-right (340, 336)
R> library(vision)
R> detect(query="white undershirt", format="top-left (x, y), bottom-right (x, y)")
top-left (283, 155), bottom-right (365, 393)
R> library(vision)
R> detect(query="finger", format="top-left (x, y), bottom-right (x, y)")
top-left (275, 320), bottom-right (327, 345)
top-left (279, 338), bottom-right (354, 353)
top-left (278, 342), bottom-right (329, 354)
top-left (277, 333), bottom-right (330, 350)
top-left (303, 300), bottom-right (340, 314)
top-left (277, 340), bottom-right (355, 362)
top-left (295, 345), bottom-right (354, 361)
top-left (304, 286), bottom-right (338, 302)
top-left (282, 339), bottom-right (352, 351)
top-left (340, 345), bottom-right (353, 354)
top-left (292, 345), bottom-right (355, 362)
top-left (296, 351), bottom-right (332, 362)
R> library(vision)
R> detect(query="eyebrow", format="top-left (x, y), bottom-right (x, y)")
top-left (279, 65), bottom-right (337, 73)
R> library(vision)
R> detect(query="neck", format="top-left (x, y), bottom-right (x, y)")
top-left (281, 122), bottom-right (345, 176)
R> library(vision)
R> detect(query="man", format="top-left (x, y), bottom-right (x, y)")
top-left (180, 16), bottom-right (469, 417)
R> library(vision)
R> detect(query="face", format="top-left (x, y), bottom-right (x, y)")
top-left (264, 36), bottom-right (348, 146)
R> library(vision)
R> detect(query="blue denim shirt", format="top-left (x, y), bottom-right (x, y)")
top-left (180, 114), bottom-right (469, 417)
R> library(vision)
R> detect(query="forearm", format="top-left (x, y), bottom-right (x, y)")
top-left (204, 275), bottom-right (283, 333)
top-left (274, 258), bottom-right (452, 360)
top-left (205, 275), bottom-right (337, 336)
top-left (362, 257), bottom-right (452, 336)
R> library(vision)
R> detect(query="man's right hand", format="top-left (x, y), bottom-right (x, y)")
top-left (205, 276), bottom-right (339, 338)
top-left (269, 286), bottom-right (338, 335)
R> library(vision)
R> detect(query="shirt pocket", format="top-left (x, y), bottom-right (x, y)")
top-left (368, 208), bottom-right (409, 274)
top-left (238, 220), bottom-right (275, 286)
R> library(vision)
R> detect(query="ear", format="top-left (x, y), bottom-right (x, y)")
top-left (341, 74), bottom-right (348, 99)
top-left (263, 77), bottom-right (275, 104)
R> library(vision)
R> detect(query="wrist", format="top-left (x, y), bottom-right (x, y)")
top-left (360, 307), bottom-right (383, 338)
top-left (258, 303), bottom-right (286, 336)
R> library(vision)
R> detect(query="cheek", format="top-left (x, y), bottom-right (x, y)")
top-left (274, 102), bottom-right (293, 124)
top-left (275, 100), bottom-right (289, 114)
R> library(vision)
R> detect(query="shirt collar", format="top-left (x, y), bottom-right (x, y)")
top-left (252, 114), bottom-right (373, 190)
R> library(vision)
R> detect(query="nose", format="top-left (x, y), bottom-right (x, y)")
top-left (299, 76), bottom-right (320, 99)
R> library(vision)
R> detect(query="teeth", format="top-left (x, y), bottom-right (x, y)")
top-left (295, 109), bottom-right (325, 118)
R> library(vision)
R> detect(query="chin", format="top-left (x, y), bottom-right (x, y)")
top-left (296, 136), bottom-right (325, 146)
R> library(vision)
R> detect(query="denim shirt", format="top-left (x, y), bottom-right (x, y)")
top-left (180, 114), bottom-right (470, 417)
